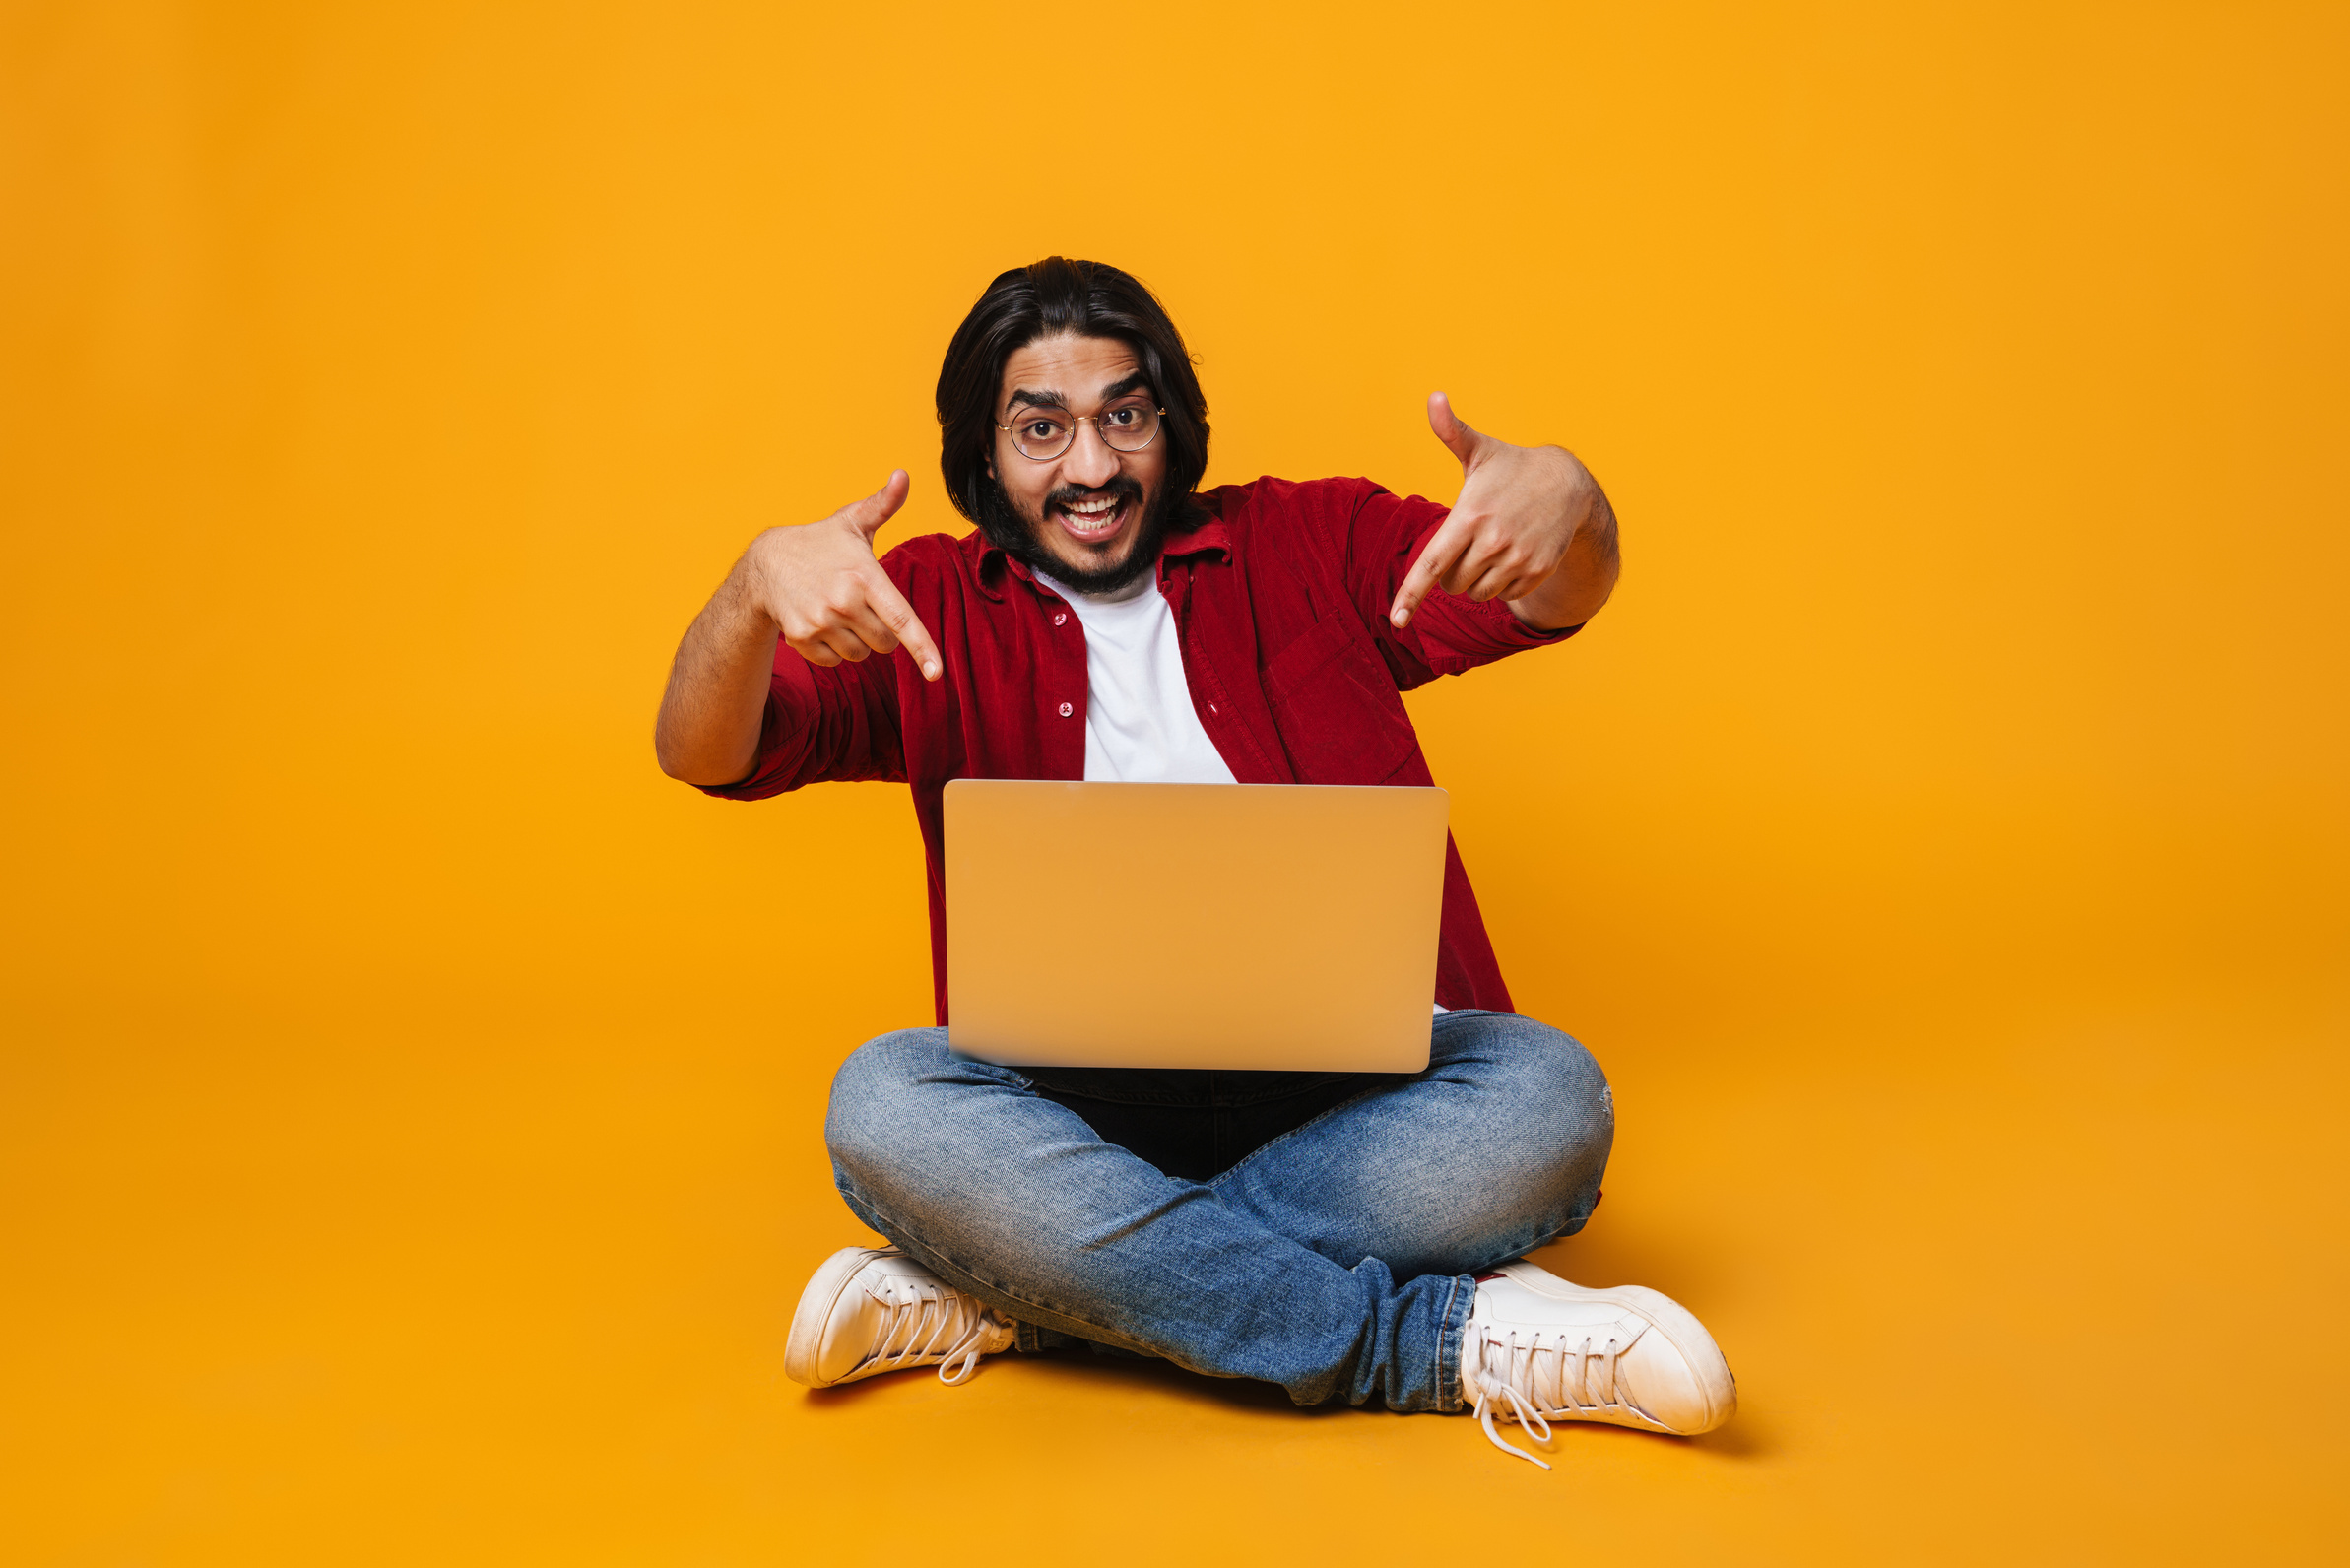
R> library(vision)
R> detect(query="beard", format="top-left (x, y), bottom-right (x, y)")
top-left (973, 473), bottom-right (1173, 597)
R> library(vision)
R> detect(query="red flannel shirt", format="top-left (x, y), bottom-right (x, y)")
top-left (702, 475), bottom-right (1577, 1024)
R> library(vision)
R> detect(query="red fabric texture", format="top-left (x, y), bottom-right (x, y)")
top-left (700, 475), bottom-right (1576, 1024)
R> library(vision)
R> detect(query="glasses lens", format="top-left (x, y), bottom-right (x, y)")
top-left (1009, 409), bottom-right (1073, 459)
top-left (1099, 401), bottom-right (1161, 452)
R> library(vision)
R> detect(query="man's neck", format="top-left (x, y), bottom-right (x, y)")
top-left (1034, 561), bottom-right (1157, 604)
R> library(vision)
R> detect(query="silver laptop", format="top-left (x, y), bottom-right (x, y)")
top-left (944, 779), bottom-right (1450, 1073)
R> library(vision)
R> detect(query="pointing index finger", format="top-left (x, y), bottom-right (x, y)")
top-left (1390, 515), bottom-right (1473, 628)
top-left (866, 565), bottom-right (943, 681)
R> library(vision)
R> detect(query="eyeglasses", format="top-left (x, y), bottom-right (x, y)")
top-left (995, 398), bottom-right (1166, 461)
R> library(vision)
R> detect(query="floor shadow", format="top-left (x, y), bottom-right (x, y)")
top-left (1684, 1412), bottom-right (1774, 1459)
top-left (801, 1347), bottom-right (1344, 1419)
top-left (1012, 1346), bottom-right (1354, 1416)
top-left (805, 1347), bottom-right (1777, 1457)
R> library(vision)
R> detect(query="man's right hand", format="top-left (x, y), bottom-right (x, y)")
top-left (655, 470), bottom-right (940, 787)
top-left (745, 470), bottom-right (943, 681)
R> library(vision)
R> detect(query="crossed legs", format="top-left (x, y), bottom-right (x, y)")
top-left (822, 1010), bottom-right (1612, 1410)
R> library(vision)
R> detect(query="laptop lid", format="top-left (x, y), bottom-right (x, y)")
top-left (944, 779), bottom-right (1449, 1073)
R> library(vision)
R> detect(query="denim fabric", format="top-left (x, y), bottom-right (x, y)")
top-left (824, 1009), bottom-right (1612, 1412)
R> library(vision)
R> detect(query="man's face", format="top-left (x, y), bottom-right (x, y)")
top-left (986, 332), bottom-right (1168, 593)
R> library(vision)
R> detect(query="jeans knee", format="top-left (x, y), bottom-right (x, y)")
top-left (1543, 1029), bottom-right (1612, 1147)
top-left (823, 1027), bottom-right (947, 1184)
top-left (1482, 1017), bottom-right (1614, 1187)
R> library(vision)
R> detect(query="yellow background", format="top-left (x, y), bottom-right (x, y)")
top-left (4, 2), bottom-right (2344, 1561)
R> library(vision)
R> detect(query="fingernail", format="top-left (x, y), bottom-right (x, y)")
top-left (924, 662), bottom-right (939, 679)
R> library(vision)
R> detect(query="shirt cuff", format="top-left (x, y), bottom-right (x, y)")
top-left (1462, 591), bottom-right (1583, 646)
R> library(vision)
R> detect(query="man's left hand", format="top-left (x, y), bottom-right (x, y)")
top-left (1389, 393), bottom-right (1615, 632)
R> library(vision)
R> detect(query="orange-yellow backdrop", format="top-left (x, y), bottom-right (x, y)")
top-left (3, 2), bottom-right (2344, 1562)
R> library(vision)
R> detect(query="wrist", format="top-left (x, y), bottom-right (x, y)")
top-left (732, 537), bottom-right (787, 640)
top-left (1505, 585), bottom-right (1579, 633)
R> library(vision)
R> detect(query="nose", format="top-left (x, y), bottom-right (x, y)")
top-left (1061, 418), bottom-right (1120, 489)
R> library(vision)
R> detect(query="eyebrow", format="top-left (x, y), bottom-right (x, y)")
top-left (1005, 371), bottom-right (1154, 415)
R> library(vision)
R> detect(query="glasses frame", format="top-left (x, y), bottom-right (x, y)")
top-left (995, 398), bottom-right (1168, 462)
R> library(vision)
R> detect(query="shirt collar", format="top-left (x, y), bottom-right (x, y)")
top-left (1156, 512), bottom-right (1233, 568)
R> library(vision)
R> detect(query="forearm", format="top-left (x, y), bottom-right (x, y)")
top-left (1506, 476), bottom-right (1620, 632)
top-left (655, 562), bottom-right (781, 787)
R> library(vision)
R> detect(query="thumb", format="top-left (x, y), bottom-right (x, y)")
top-left (846, 469), bottom-right (911, 542)
top-left (1426, 392), bottom-right (1482, 470)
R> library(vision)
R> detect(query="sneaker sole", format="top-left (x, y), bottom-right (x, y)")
top-left (1493, 1260), bottom-right (1738, 1434)
top-left (784, 1245), bottom-right (898, 1388)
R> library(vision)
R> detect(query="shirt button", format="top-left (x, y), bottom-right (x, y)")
top-left (1058, 701), bottom-right (1074, 717)
top-left (1208, 704), bottom-right (1218, 714)
top-left (1053, 612), bottom-right (1068, 626)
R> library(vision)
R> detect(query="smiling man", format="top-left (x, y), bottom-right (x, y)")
top-left (654, 258), bottom-right (1735, 1467)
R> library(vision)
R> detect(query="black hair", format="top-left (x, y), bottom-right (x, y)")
top-left (935, 258), bottom-right (1211, 551)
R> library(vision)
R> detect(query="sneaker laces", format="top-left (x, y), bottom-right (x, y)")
top-left (1464, 1323), bottom-right (1638, 1470)
top-left (862, 1273), bottom-right (1013, 1386)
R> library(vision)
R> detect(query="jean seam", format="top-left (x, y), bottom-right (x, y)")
top-left (924, 1062), bottom-right (1035, 1093)
top-left (1438, 1272), bottom-right (1464, 1412)
top-left (1209, 1073), bottom-right (1359, 1107)
top-left (1030, 1088), bottom-right (1206, 1108)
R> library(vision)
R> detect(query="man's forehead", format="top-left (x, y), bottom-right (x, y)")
top-left (999, 334), bottom-right (1141, 403)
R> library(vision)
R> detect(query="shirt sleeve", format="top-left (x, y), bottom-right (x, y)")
top-left (1327, 477), bottom-right (1580, 691)
top-left (694, 640), bottom-right (907, 801)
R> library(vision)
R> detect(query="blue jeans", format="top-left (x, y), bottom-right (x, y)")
top-left (824, 1010), bottom-right (1613, 1413)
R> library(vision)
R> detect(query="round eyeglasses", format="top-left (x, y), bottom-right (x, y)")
top-left (996, 398), bottom-right (1165, 461)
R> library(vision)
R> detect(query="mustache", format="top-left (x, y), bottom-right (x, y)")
top-left (1045, 476), bottom-right (1144, 510)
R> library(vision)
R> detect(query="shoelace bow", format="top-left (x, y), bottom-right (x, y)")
top-left (862, 1276), bottom-right (1010, 1386)
top-left (1466, 1324), bottom-right (1638, 1470)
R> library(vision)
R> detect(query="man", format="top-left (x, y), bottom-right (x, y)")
top-left (655, 258), bottom-right (1734, 1468)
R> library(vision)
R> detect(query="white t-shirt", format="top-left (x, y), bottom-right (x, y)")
top-left (1032, 569), bottom-right (1238, 786)
top-left (1034, 569), bottom-right (1447, 1013)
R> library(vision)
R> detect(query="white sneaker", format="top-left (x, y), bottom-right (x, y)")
top-left (1461, 1259), bottom-right (1736, 1468)
top-left (784, 1246), bottom-right (1018, 1389)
